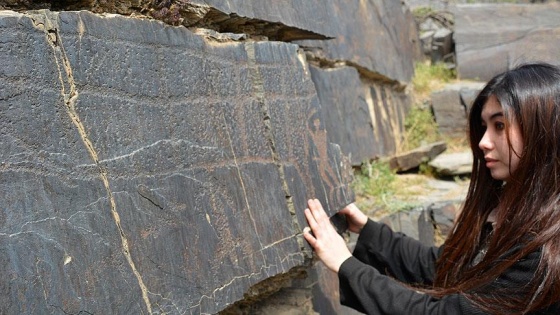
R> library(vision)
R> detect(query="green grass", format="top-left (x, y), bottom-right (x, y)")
top-left (352, 161), bottom-right (428, 215)
top-left (401, 104), bottom-right (440, 152)
top-left (412, 6), bottom-right (435, 20)
top-left (412, 61), bottom-right (456, 99)
top-left (352, 160), bottom-right (396, 199)
top-left (351, 62), bottom-right (464, 216)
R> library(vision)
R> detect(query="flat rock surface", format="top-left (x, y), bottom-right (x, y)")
top-left (454, 3), bottom-right (560, 81)
top-left (429, 151), bottom-right (473, 176)
top-left (193, 0), bottom-right (420, 82)
top-left (388, 141), bottom-right (447, 172)
top-left (431, 82), bottom-right (484, 137)
top-left (310, 65), bottom-right (409, 165)
top-left (0, 10), bottom-right (352, 314)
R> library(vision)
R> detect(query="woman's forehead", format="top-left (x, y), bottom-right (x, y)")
top-left (481, 96), bottom-right (503, 121)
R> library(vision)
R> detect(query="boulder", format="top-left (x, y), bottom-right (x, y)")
top-left (431, 82), bottom-right (485, 137)
top-left (379, 207), bottom-right (435, 247)
top-left (0, 10), bottom-right (353, 314)
top-left (431, 27), bottom-right (454, 63)
top-left (454, 3), bottom-right (560, 81)
top-left (387, 141), bottom-right (447, 172)
top-left (429, 201), bottom-right (460, 237)
top-left (429, 151), bottom-right (473, 176)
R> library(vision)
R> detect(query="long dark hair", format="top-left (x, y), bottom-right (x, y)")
top-left (433, 63), bottom-right (560, 314)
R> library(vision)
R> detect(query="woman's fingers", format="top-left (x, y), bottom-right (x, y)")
top-left (302, 199), bottom-right (353, 272)
top-left (302, 226), bottom-right (316, 246)
top-left (305, 199), bottom-right (334, 239)
top-left (339, 202), bottom-right (367, 234)
top-left (308, 199), bottom-right (328, 220)
top-left (307, 199), bottom-right (330, 228)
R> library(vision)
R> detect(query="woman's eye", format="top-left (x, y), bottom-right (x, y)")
top-left (495, 122), bottom-right (505, 131)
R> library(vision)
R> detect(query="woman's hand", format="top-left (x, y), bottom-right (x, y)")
top-left (303, 199), bottom-right (352, 273)
top-left (339, 203), bottom-right (368, 234)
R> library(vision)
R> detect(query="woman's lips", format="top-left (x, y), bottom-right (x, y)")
top-left (485, 157), bottom-right (498, 168)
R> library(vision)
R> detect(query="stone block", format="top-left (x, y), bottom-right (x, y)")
top-left (387, 141), bottom-right (447, 172)
top-left (0, 10), bottom-right (352, 314)
top-left (0, 1), bottom-right (421, 82)
top-left (429, 151), bottom-right (473, 176)
top-left (379, 208), bottom-right (435, 247)
top-left (309, 66), bottom-right (376, 166)
top-left (308, 65), bottom-right (411, 166)
top-left (428, 201), bottom-right (460, 237)
top-left (454, 3), bottom-right (560, 81)
top-left (431, 82), bottom-right (484, 137)
top-left (431, 28), bottom-right (453, 63)
top-left (193, 0), bottom-right (420, 83)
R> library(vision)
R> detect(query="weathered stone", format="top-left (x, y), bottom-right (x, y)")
top-left (379, 207), bottom-right (435, 247)
top-left (189, 0), bottom-right (420, 83)
top-left (420, 30), bottom-right (435, 56)
top-left (431, 82), bottom-right (484, 137)
top-left (428, 201), bottom-right (460, 237)
top-left (454, 3), bottom-right (560, 81)
top-left (387, 141), bottom-right (447, 172)
top-left (0, 1), bottom-right (421, 83)
top-left (308, 65), bottom-right (410, 166)
top-left (405, 0), bottom-right (552, 10)
top-left (460, 84), bottom-right (484, 113)
top-left (431, 27), bottom-right (453, 63)
top-left (429, 151), bottom-right (473, 176)
top-left (0, 10), bottom-right (353, 314)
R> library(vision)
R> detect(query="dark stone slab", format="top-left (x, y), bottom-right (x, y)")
top-left (0, 10), bottom-right (352, 314)
top-left (367, 84), bottom-right (412, 156)
top-left (193, 0), bottom-right (420, 83)
top-left (429, 151), bottom-right (473, 176)
top-left (308, 65), bottom-right (378, 166)
top-left (405, 0), bottom-right (549, 10)
top-left (428, 201), bottom-right (460, 238)
top-left (454, 3), bottom-right (560, 81)
top-left (0, 1), bottom-right (421, 82)
top-left (431, 82), bottom-right (484, 137)
top-left (431, 27), bottom-right (453, 63)
top-left (387, 141), bottom-right (447, 172)
top-left (379, 207), bottom-right (435, 247)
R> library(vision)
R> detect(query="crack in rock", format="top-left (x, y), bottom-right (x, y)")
top-left (27, 10), bottom-right (154, 314)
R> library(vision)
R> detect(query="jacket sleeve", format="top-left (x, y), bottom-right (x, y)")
top-left (338, 218), bottom-right (478, 315)
top-left (338, 220), bottom-right (551, 315)
top-left (351, 219), bottom-right (441, 285)
top-left (338, 256), bottom-right (482, 315)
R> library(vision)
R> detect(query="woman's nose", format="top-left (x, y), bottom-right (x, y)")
top-left (479, 130), bottom-right (493, 152)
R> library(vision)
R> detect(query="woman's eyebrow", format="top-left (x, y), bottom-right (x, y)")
top-left (482, 111), bottom-right (504, 123)
top-left (489, 112), bottom-right (504, 120)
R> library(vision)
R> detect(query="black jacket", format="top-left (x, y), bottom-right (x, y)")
top-left (338, 219), bottom-right (560, 314)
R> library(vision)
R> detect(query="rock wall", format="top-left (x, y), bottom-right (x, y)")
top-left (454, 2), bottom-right (560, 81)
top-left (0, 1), bottom-right (420, 314)
top-left (406, 0), bottom-right (554, 10)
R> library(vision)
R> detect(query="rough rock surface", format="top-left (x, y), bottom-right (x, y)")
top-left (0, 10), bottom-right (353, 314)
top-left (431, 82), bottom-right (485, 137)
top-left (429, 151), bottom-right (473, 176)
top-left (0, 0), bottom-right (420, 83)
top-left (405, 0), bottom-right (552, 10)
top-left (190, 0), bottom-right (421, 83)
top-left (387, 141), bottom-right (447, 172)
top-left (309, 65), bottom-right (410, 166)
top-left (454, 3), bottom-right (560, 81)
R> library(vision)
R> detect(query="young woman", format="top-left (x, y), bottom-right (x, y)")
top-left (303, 63), bottom-right (560, 314)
